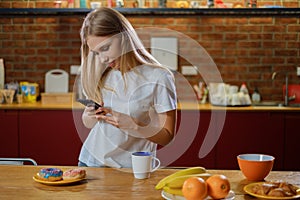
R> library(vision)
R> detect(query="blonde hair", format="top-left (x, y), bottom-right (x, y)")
top-left (80, 7), bottom-right (163, 104)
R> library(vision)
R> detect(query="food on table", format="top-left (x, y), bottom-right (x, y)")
top-left (37, 168), bottom-right (63, 181)
top-left (155, 166), bottom-right (207, 190)
top-left (251, 181), bottom-right (298, 197)
top-left (63, 168), bottom-right (86, 180)
top-left (182, 177), bottom-right (208, 200)
top-left (163, 186), bottom-right (183, 196)
top-left (166, 173), bottom-right (211, 189)
top-left (156, 167), bottom-right (232, 199)
top-left (206, 174), bottom-right (231, 199)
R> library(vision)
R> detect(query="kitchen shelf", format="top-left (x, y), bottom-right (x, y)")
top-left (0, 8), bottom-right (300, 17)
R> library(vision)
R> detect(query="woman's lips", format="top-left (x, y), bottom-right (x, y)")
top-left (107, 60), bottom-right (115, 68)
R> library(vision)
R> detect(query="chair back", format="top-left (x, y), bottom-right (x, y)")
top-left (0, 158), bottom-right (37, 166)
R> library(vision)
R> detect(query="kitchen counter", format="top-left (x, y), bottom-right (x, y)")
top-left (1, 101), bottom-right (299, 169)
top-left (0, 165), bottom-right (299, 200)
top-left (1, 101), bottom-right (300, 112)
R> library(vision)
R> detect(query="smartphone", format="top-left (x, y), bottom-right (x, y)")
top-left (77, 99), bottom-right (101, 110)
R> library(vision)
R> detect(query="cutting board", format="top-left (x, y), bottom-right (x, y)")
top-left (45, 69), bottom-right (69, 93)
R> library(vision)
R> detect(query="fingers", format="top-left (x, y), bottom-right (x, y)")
top-left (96, 113), bottom-right (119, 127)
top-left (95, 107), bottom-right (112, 115)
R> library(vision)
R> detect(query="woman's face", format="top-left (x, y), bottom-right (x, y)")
top-left (87, 35), bottom-right (121, 69)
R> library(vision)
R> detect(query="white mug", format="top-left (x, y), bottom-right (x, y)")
top-left (131, 152), bottom-right (160, 179)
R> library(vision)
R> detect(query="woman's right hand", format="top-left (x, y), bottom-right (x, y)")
top-left (82, 106), bottom-right (100, 129)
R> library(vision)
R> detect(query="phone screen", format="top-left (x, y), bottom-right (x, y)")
top-left (77, 99), bottom-right (101, 110)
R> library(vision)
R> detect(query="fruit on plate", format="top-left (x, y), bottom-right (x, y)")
top-left (166, 173), bottom-right (211, 189)
top-left (206, 174), bottom-right (231, 199)
top-left (182, 177), bottom-right (208, 200)
top-left (155, 166), bottom-right (207, 190)
top-left (163, 186), bottom-right (184, 196)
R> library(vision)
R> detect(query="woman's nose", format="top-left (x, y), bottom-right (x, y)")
top-left (99, 54), bottom-right (109, 63)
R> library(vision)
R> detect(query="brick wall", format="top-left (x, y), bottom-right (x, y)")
top-left (0, 1), bottom-right (300, 101)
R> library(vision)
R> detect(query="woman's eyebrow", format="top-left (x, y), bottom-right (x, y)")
top-left (90, 50), bottom-right (98, 54)
top-left (94, 39), bottom-right (112, 51)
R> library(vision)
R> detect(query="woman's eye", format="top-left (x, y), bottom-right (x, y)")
top-left (100, 45), bottom-right (110, 51)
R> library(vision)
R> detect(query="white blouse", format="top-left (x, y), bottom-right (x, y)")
top-left (79, 65), bottom-right (177, 168)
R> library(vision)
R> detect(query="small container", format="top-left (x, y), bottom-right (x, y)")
top-left (115, 0), bottom-right (124, 7)
top-left (240, 83), bottom-right (249, 94)
top-left (17, 94), bottom-right (23, 104)
top-left (90, 1), bottom-right (102, 9)
top-left (0, 89), bottom-right (15, 104)
top-left (250, 0), bottom-right (257, 7)
top-left (17, 85), bottom-right (23, 104)
top-left (252, 87), bottom-right (261, 103)
top-left (80, 0), bottom-right (87, 8)
top-left (207, 0), bottom-right (214, 8)
top-left (158, 0), bottom-right (167, 8)
top-left (107, 0), bottom-right (113, 7)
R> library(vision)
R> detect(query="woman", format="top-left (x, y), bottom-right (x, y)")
top-left (78, 7), bottom-right (177, 168)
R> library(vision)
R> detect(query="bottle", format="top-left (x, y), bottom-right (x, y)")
top-left (68, 0), bottom-right (74, 8)
top-left (158, 0), bottom-right (167, 8)
top-left (107, 0), bottom-right (113, 7)
top-left (207, 0), bottom-right (214, 8)
top-left (0, 58), bottom-right (5, 90)
top-left (240, 83), bottom-right (249, 94)
top-left (116, 0), bottom-right (124, 7)
top-left (80, 0), bottom-right (87, 8)
top-left (250, 0), bottom-right (257, 7)
top-left (252, 87), bottom-right (261, 103)
top-left (74, 0), bottom-right (80, 8)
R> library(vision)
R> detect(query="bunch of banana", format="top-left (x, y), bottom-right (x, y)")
top-left (155, 166), bottom-right (210, 196)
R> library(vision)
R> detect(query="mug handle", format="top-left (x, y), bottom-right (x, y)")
top-left (151, 157), bottom-right (161, 172)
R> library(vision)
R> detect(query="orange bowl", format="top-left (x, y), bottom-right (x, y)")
top-left (237, 154), bottom-right (274, 181)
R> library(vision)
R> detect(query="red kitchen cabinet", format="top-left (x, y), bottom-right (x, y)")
top-left (19, 110), bottom-right (86, 166)
top-left (160, 110), bottom-right (216, 168)
top-left (0, 110), bottom-right (19, 157)
top-left (284, 113), bottom-right (300, 170)
top-left (2, 106), bottom-right (298, 170)
top-left (215, 112), bottom-right (284, 170)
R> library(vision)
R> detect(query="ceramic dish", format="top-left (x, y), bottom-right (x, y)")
top-left (161, 190), bottom-right (235, 200)
top-left (244, 182), bottom-right (300, 199)
top-left (33, 174), bottom-right (85, 186)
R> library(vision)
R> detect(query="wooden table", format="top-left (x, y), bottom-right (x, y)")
top-left (0, 165), bottom-right (299, 199)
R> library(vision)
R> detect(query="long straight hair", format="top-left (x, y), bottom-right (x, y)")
top-left (80, 7), bottom-right (167, 104)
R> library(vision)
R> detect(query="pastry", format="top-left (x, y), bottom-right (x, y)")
top-left (63, 168), bottom-right (86, 180)
top-left (38, 168), bottom-right (63, 181)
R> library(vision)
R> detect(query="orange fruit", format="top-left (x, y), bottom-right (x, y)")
top-left (182, 177), bottom-right (208, 200)
top-left (206, 174), bottom-right (230, 199)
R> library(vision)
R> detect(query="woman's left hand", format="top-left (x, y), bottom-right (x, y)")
top-left (95, 106), bottom-right (174, 145)
top-left (95, 107), bottom-right (137, 130)
top-left (95, 106), bottom-right (166, 136)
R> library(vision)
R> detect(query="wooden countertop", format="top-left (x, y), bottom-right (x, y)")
top-left (0, 165), bottom-right (299, 200)
top-left (1, 101), bottom-right (300, 112)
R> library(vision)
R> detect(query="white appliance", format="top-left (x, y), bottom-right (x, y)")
top-left (151, 37), bottom-right (178, 71)
top-left (45, 69), bottom-right (69, 93)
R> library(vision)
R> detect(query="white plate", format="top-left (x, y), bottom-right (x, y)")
top-left (161, 190), bottom-right (235, 200)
